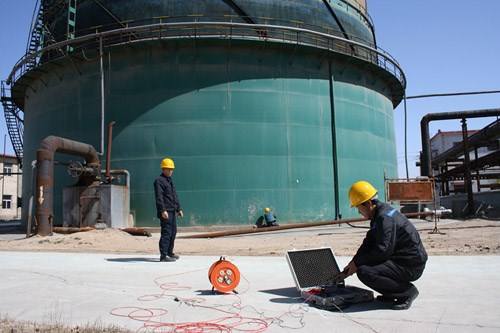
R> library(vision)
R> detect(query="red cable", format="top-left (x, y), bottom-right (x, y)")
top-left (110, 269), bottom-right (303, 332)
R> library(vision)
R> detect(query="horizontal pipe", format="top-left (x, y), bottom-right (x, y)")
top-left (407, 90), bottom-right (500, 100)
top-left (120, 227), bottom-right (152, 237)
top-left (179, 211), bottom-right (434, 239)
top-left (420, 108), bottom-right (500, 176)
top-left (437, 150), bottom-right (500, 179)
top-left (53, 226), bottom-right (95, 234)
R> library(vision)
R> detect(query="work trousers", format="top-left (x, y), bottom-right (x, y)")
top-left (357, 260), bottom-right (425, 296)
top-left (159, 210), bottom-right (177, 257)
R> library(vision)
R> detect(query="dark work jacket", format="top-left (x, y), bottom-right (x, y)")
top-left (154, 173), bottom-right (181, 218)
top-left (353, 201), bottom-right (428, 268)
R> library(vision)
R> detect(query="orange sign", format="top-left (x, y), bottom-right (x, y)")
top-left (387, 181), bottom-right (434, 202)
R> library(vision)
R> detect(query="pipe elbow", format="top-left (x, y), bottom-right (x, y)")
top-left (39, 135), bottom-right (60, 153)
top-left (420, 115), bottom-right (430, 126)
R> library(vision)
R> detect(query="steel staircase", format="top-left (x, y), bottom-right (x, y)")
top-left (25, 0), bottom-right (45, 70)
top-left (1, 82), bottom-right (24, 166)
top-left (0, 1), bottom-right (46, 167)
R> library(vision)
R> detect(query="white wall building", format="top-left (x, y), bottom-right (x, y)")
top-left (0, 154), bottom-right (22, 220)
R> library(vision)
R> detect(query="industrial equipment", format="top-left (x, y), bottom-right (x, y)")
top-left (286, 248), bottom-right (373, 310)
top-left (208, 257), bottom-right (241, 294)
top-left (33, 135), bottom-right (130, 236)
top-left (5, 0), bottom-right (405, 226)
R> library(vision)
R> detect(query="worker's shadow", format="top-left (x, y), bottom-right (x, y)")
top-left (260, 287), bottom-right (303, 304)
top-left (106, 257), bottom-right (160, 263)
top-left (339, 301), bottom-right (394, 312)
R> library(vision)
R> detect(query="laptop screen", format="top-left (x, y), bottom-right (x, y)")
top-left (286, 248), bottom-right (341, 289)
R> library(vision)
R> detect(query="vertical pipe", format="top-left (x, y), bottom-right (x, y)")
top-left (27, 160), bottom-right (36, 238)
top-left (403, 94), bottom-right (409, 179)
top-left (328, 61), bottom-right (340, 219)
top-left (36, 155), bottom-right (54, 236)
top-left (474, 148), bottom-right (481, 192)
top-left (105, 121), bottom-right (116, 180)
top-left (16, 158), bottom-right (19, 219)
top-left (461, 118), bottom-right (474, 216)
top-left (444, 162), bottom-right (449, 195)
top-left (99, 36), bottom-right (105, 155)
top-left (1, 134), bottom-right (6, 207)
top-left (420, 118), bottom-right (431, 176)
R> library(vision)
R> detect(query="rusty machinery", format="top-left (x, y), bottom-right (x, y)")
top-left (34, 126), bottom-right (130, 236)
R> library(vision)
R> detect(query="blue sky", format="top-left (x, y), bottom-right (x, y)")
top-left (1, 0), bottom-right (499, 177)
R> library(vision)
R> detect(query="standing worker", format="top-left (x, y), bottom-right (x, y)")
top-left (154, 157), bottom-right (183, 262)
top-left (339, 181), bottom-right (427, 310)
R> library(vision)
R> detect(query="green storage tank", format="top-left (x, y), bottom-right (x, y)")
top-left (8, 0), bottom-right (404, 226)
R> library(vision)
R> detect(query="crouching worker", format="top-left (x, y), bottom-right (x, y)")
top-left (340, 181), bottom-right (427, 310)
top-left (255, 207), bottom-right (279, 228)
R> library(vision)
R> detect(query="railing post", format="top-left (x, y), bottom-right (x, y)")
top-left (159, 18), bottom-right (162, 39)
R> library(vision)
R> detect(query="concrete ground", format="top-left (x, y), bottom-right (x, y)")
top-left (1, 252), bottom-right (499, 332)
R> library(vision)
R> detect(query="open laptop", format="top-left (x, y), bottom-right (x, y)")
top-left (286, 247), bottom-right (374, 310)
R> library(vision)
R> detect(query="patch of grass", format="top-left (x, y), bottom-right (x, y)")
top-left (0, 315), bottom-right (132, 333)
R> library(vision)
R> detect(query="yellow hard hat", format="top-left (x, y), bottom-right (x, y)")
top-left (160, 157), bottom-right (175, 169)
top-left (348, 181), bottom-right (377, 207)
top-left (264, 207), bottom-right (271, 213)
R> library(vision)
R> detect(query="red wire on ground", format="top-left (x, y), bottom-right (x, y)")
top-left (110, 265), bottom-right (305, 332)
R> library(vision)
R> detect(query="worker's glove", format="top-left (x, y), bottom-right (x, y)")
top-left (161, 211), bottom-right (169, 220)
top-left (178, 210), bottom-right (184, 218)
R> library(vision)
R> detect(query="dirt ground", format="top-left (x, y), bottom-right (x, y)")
top-left (0, 218), bottom-right (499, 256)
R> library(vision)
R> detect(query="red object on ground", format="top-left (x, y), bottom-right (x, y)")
top-left (208, 257), bottom-right (241, 293)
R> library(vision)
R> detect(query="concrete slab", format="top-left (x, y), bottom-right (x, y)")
top-left (0, 252), bottom-right (499, 332)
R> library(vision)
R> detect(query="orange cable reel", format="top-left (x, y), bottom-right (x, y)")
top-left (208, 256), bottom-right (241, 294)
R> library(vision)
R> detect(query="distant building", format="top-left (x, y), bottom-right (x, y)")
top-left (430, 129), bottom-right (500, 193)
top-left (0, 154), bottom-right (22, 220)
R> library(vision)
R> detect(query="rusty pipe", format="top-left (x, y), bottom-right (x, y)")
top-left (53, 226), bottom-right (95, 234)
top-left (120, 227), bottom-right (152, 237)
top-left (180, 211), bottom-right (435, 239)
top-left (105, 121), bottom-right (116, 180)
top-left (36, 136), bottom-right (100, 236)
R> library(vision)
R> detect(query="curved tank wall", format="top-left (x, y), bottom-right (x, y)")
top-left (43, 0), bottom-right (375, 46)
top-left (17, 0), bottom-right (401, 227)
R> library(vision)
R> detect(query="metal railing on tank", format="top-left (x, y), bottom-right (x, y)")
top-left (46, 15), bottom-right (379, 48)
top-left (7, 20), bottom-right (406, 92)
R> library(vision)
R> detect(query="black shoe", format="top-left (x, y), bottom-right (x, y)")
top-left (160, 256), bottom-right (176, 262)
top-left (168, 253), bottom-right (180, 260)
top-left (376, 295), bottom-right (396, 303)
top-left (392, 286), bottom-right (419, 310)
